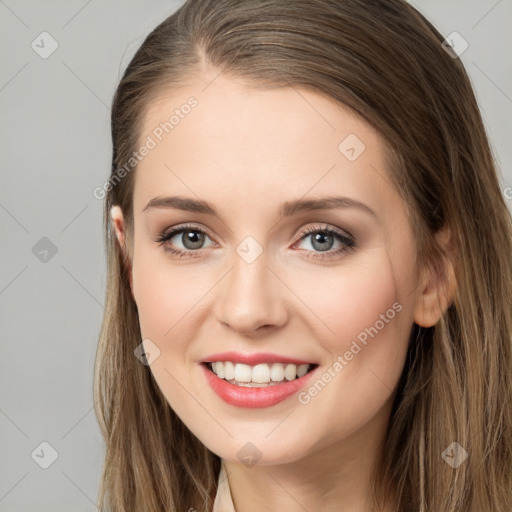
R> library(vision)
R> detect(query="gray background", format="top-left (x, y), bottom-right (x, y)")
top-left (0, 0), bottom-right (510, 510)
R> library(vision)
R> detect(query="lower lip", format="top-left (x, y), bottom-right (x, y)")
top-left (201, 363), bottom-right (318, 408)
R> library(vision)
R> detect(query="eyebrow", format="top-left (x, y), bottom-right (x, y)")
top-left (142, 195), bottom-right (377, 218)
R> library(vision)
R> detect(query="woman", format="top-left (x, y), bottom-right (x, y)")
top-left (94, 0), bottom-right (512, 510)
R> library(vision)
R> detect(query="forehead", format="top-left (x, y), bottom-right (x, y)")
top-left (133, 74), bottom-right (401, 223)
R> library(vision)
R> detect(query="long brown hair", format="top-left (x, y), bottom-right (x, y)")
top-left (93, 1), bottom-right (512, 510)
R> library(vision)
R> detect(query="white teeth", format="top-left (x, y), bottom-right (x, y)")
top-left (233, 363), bottom-right (252, 383)
top-left (270, 363), bottom-right (284, 381)
top-left (209, 361), bottom-right (313, 385)
top-left (297, 364), bottom-right (308, 377)
top-left (284, 363), bottom-right (297, 381)
top-left (216, 362), bottom-right (225, 379)
top-left (224, 361), bottom-right (235, 380)
top-left (252, 363), bottom-right (270, 383)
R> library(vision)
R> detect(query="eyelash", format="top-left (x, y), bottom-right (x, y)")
top-left (154, 223), bottom-right (356, 260)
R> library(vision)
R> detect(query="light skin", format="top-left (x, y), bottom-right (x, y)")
top-left (111, 72), bottom-right (456, 511)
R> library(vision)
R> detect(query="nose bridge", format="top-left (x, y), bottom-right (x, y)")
top-left (216, 237), bottom-right (287, 333)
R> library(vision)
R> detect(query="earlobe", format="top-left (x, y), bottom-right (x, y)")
top-left (413, 225), bottom-right (458, 328)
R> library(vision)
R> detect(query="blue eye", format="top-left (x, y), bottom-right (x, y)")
top-left (155, 224), bottom-right (214, 258)
top-left (293, 225), bottom-right (356, 260)
top-left (155, 223), bottom-right (356, 260)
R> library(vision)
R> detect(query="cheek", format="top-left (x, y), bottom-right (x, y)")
top-left (131, 248), bottom-right (208, 407)
top-left (330, 257), bottom-right (406, 380)
top-left (291, 252), bottom-right (402, 351)
top-left (131, 242), bottom-right (205, 343)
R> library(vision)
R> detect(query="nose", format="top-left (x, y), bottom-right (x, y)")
top-left (215, 249), bottom-right (289, 336)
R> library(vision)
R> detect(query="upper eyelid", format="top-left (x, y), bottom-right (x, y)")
top-left (161, 223), bottom-right (216, 241)
top-left (298, 224), bottom-right (354, 240)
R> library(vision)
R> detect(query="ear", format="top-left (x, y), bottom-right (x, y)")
top-left (110, 206), bottom-right (134, 298)
top-left (413, 225), bottom-right (457, 328)
top-left (111, 206), bottom-right (126, 248)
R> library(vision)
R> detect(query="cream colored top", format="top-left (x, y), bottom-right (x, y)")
top-left (212, 461), bottom-right (236, 512)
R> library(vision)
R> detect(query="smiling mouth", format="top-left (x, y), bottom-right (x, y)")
top-left (204, 361), bottom-right (318, 387)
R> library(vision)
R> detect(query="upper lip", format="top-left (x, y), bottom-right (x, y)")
top-left (200, 351), bottom-right (316, 366)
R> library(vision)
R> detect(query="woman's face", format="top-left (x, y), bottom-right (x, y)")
top-left (113, 74), bottom-right (433, 465)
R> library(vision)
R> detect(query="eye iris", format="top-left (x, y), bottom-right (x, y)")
top-left (183, 230), bottom-right (204, 250)
top-left (311, 232), bottom-right (334, 251)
